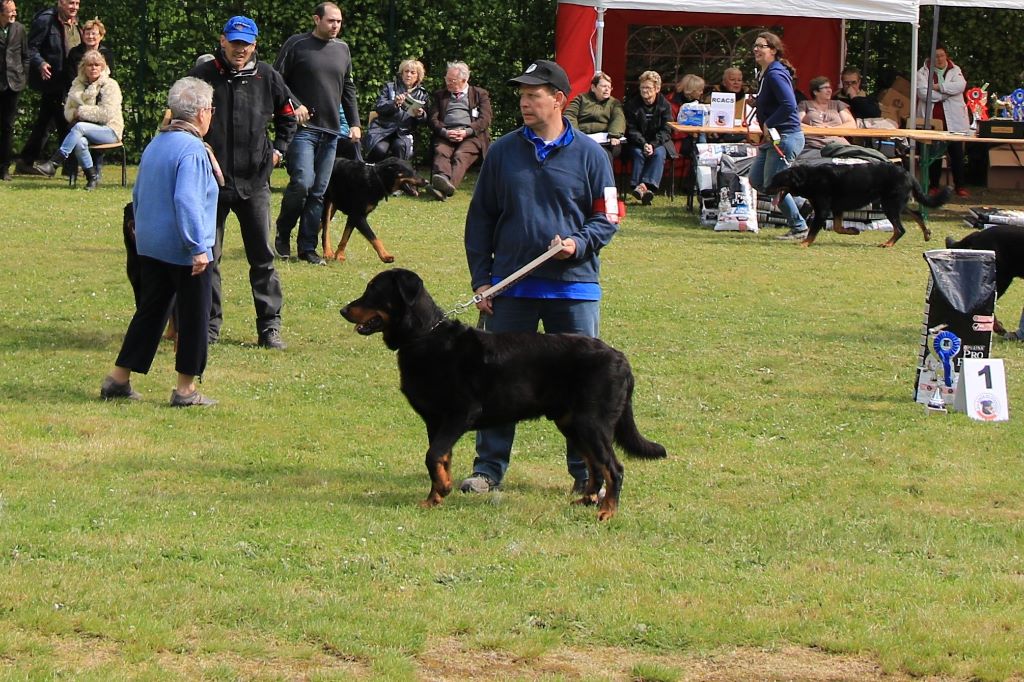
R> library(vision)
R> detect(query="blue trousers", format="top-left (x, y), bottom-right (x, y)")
top-left (472, 297), bottom-right (600, 485)
top-left (627, 144), bottom-right (666, 189)
top-left (276, 127), bottom-right (338, 254)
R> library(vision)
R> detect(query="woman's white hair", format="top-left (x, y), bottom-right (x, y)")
top-left (167, 77), bottom-right (214, 121)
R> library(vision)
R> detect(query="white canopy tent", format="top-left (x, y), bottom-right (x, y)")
top-left (560, 0), bottom-right (920, 78)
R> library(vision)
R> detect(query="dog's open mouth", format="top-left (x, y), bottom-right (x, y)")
top-left (355, 316), bottom-right (384, 335)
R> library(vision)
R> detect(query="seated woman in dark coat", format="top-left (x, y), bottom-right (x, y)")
top-left (363, 59), bottom-right (429, 162)
top-left (623, 70), bottom-right (674, 205)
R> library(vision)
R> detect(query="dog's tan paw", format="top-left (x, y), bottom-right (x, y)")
top-left (419, 495), bottom-right (443, 508)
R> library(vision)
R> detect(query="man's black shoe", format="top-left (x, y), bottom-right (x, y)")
top-left (258, 329), bottom-right (286, 350)
top-left (298, 251), bottom-right (326, 266)
top-left (274, 234), bottom-right (291, 259)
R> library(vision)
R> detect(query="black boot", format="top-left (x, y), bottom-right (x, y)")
top-left (83, 165), bottom-right (99, 191)
top-left (33, 150), bottom-right (66, 178)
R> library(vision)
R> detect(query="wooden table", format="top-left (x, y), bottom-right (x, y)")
top-left (670, 122), bottom-right (1020, 145)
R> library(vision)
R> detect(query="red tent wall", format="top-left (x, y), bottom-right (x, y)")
top-left (555, 3), bottom-right (843, 100)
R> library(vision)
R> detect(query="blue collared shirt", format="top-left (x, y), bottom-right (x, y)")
top-left (520, 117), bottom-right (575, 163)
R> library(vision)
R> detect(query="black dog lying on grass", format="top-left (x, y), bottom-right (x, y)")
top-left (320, 157), bottom-right (426, 263)
top-left (340, 268), bottom-right (667, 521)
top-left (765, 161), bottom-right (952, 247)
top-left (946, 224), bottom-right (1024, 335)
top-left (123, 202), bottom-right (176, 343)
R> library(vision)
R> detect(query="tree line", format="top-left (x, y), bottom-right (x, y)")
top-left (13, 1), bottom-right (1024, 162)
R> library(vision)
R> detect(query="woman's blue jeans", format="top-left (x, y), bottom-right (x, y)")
top-left (749, 130), bottom-right (807, 230)
top-left (59, 122), bottom-right (118, 170)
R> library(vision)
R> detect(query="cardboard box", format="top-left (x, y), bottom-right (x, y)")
top-left (980, 119), bottom-right (1024, 140)
top-left (987, 144), bottom-right (1024, 189)
top-left (891, 75), bottom-right (911, 97)
top-left (914, 249), bottom-right (995, 406)
top-left (879, 103), bottom-right (900, 124)
top-left (878, 88), bottom-right (911, 123)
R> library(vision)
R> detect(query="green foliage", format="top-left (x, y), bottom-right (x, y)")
top-left (11, 2), bottom-right (1024, 162)
top-left (15, 0), bottom-right (556, 161)
top-left (847, 8), bottom-right (1024, 96)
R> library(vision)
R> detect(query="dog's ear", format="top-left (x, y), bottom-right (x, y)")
top-left (393, 269), bottom-right (424, 307)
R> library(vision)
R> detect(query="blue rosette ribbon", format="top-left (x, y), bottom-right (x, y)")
top-left (931, 330), bottom-right (962, 388)
top-left (1012, 89), bottom-right (1024, 122)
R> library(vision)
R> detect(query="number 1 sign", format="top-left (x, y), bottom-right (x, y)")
top-left (953, 358), bottom-right (1009, 421)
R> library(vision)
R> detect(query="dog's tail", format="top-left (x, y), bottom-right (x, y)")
top-left (615, 373), bottom-right (668, 459)
top-left (912, 176), bottom-right (953, 209)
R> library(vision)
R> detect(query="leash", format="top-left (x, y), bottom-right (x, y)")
top-left (439, 241), bottom-right (566, 322)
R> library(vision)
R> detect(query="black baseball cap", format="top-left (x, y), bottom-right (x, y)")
top-left (508, 59), bottom-right (571, 95)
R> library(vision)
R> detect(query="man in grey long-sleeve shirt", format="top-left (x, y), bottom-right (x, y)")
top-left (273, 1), bottom-right (360, 266)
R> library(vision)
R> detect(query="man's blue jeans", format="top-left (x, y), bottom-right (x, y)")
top-left (749, 130), bottom-right (807, 230)
top-left (472, 297), bottom-right (601, 486)
top-left (276, 127), bottom-right (338, 254)
top-left (59, 122), bottom-right (118, 170)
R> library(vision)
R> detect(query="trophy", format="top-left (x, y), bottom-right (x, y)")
top-left (965, 85), bottom-right (989, 128)
top-left (925, 326), bottom-right (961, 413)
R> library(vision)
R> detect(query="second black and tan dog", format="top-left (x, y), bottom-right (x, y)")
top-left (946, 224), bottom-right (1024, 334)
top-left (340, 269), bottom-right (668, 521)
top-left (320, 157), bottom-right (426, 263)
top-left (765, 161), bottom-right (952, 247)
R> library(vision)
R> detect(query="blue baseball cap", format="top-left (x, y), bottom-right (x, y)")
top-left (223, 16), bottom-right (258, 44)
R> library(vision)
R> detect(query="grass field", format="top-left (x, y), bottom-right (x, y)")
top-left (1, 167), bottom-right (1022, 681)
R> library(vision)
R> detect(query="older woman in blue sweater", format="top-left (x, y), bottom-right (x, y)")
top-left (99, 77), bottom-right (221, 407)
top-left (749, 32), bottom-right (808, 240)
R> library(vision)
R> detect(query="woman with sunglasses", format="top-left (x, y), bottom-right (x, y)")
top-left (749, 31), bottom-right (808, 240)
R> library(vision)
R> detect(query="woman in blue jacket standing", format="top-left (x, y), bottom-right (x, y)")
top-left (749, 32), bottom-right (807, 240)
top-left (99, 77), bottom-right (220, 407)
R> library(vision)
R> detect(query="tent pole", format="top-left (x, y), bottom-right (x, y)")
top-left (595, 6), bottom-right (606, 73)
top-left (909, 13), bottom-right (920, 179)
top-left (922, 8), bottom-right (941, 186)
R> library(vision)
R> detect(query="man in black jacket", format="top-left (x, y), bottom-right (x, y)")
top-left (17, 0), bottom-right (78, 175)
top-left (189, 16), bottom-right (297, 349)
top-left (0, 0), bottom-right (29, 180)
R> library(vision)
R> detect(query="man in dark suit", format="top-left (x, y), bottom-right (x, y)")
top-left (0, 0), bottom-right (28, 180)
top-left (426, 60), bottom-right (491, 200)
top-left (17, 0), bottom-right (79, 176)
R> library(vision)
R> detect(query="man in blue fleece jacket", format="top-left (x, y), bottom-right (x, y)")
top-left (461, 59), bottom-right (619, 495)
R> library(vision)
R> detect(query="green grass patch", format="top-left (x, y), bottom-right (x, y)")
top-left (1, 169), bottom-right (1023, 679)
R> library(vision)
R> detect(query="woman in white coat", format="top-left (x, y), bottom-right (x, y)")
top-left (916, 46), bottom-right (970, 197)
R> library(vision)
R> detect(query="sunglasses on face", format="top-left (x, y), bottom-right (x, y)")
top-left (841, 80), bottom-right (859, 86)
top-left (752, 43), bottom-right (770, 50)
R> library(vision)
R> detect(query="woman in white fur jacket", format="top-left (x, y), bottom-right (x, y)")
top-left (35, 50), bottom-right (123, 190)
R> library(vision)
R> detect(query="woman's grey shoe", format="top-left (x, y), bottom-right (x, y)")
top-left (776, 229), bottom-right (809, 241)
top-left (100, 376), bottom-right (142, 401)
top-left (170, 389), bottom-right (217, 407)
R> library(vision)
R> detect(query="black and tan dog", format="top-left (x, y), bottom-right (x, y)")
top-left (946, 224), bottom-right (1024, 334)
top-left (340, 269), bottom-right (667, 521)
top-left (320, 157), bottom-right (427, 263)
top-left (765, 161), bottom-right (952, 247)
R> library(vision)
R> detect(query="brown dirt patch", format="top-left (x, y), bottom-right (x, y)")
top-left (416, 637), bottom-right (961, 681)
